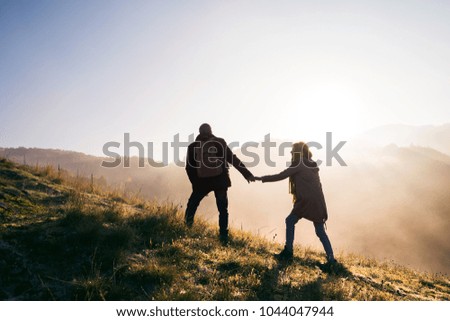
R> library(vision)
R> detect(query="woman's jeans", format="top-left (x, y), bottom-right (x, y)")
top-left (285, 213), bottom-right (335, 262)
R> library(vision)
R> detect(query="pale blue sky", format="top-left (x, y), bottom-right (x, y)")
top-left (1, 0), bottom-right (449, 158)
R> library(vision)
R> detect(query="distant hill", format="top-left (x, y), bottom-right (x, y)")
top-left (0, 147), bottom-right (190, 201)
top-left (1, 158), bottom-right (449, 300)
top-left (321, 144), bottom-right (450, 274)
top-left (358, 123), bottom-right (450, 155)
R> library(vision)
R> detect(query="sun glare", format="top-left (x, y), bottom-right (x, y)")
top-left (288, 82), bottom-right (364, 138)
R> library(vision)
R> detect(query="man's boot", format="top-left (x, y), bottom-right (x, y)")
top-left (275, 246), bottom-right (293, 260)
top-left (219, 229), bottom-right (229, 245)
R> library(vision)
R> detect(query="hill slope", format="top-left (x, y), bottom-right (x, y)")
top-left (2, 144), bottom-right (450, 275)
top-left (0, 158), bottom-right (449, 300)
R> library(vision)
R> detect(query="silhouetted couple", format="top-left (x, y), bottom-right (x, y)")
top-left (185, 123), bottom-right (336, 265)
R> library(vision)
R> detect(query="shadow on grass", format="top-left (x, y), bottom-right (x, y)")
top-left (255, 255), bottom-right (353, 300)
top-left (0, 205), bottom-right (185, 300)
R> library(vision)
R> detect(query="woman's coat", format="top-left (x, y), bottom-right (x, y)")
top-left (262, 159), bottom-right (328, 222)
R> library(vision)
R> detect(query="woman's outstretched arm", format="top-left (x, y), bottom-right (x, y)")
top-left (259, 165), bottom-right (301, 183)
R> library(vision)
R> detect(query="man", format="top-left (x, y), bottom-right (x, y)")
top-left (185, 123), bottom-right (254, 244)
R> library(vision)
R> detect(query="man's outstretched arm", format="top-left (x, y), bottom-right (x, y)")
top-left (225, 145), bottom-right (255, 182)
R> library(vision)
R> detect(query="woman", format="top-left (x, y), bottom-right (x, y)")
top-left (255, 142), bottom-right (336, 264)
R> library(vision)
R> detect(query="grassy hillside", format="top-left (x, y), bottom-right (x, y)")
top-left (2, 145), bottom-right (450, 275)
top-left (0, 158), bottom-right (448, 300)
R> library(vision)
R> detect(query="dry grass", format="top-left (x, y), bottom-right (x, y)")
top-left (0, 158), bottom-right (449, 300)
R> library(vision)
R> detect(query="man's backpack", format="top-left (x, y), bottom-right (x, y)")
top-left (195, 139), bottom-right (224, 178)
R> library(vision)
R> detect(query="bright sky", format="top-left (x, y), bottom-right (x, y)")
top-left (1, 0), bottom-right (450, 158)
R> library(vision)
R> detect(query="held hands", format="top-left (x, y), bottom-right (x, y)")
top-left (247, 175), bottom-right (262, 183)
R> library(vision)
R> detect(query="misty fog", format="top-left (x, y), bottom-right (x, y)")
top-left (227, 143), bottom-right (450, 274)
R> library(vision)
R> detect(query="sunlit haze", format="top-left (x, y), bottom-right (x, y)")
top-left (1, 0), bottom-right (450, 158)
